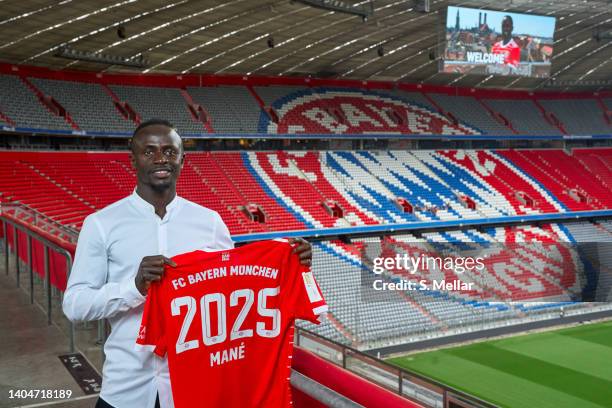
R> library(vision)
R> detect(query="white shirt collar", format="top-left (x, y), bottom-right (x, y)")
top-left (129, 189), bottom-right (181, 221)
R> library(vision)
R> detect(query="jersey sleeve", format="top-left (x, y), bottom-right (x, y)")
top-left (283, 244), bottom-right (328, 324)
top-left (135, 282), bottom-right (167, 357)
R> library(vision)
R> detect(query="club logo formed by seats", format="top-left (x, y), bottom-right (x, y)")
top-left (262, 90), bottom-right (480, 135)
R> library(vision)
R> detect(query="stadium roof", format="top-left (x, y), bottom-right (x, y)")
top-left (1, 0), bottom-right (611, 91)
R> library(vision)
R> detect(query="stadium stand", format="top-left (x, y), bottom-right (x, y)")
top-left (2, 146), bottom-right (610, 345)
top-left (0, 72), bottom-right (610, 353)
top-left (427, 94), bottom-right (511, 134)
top-left (0, 159), bottom-right (94, 226)
top-left (109, 85), bottom-right (204, 135)
top-left (254, 85), bottom-right (309, 107)
top-left (499, 149), bottom-right (612, 210)
top-left (565, 220), bottom-right (612, 241)
top-left (482, 99), bottom-right (562, 135)
top-left (0, 74), bottom-right (70, 130)
top-left (302, 240), bottom-right (439, 344)
top-left (573, 148), bottom-right (612, 192)
top-left (3, 2), bottom-right (612, 406)
top-left (539, 98), bottom-right (611, 135)
top-left (1, 149), bottom-right (610, 233)
top-left (31, 78), bottom-right (133, 134)
top-left (298, 220), bottom-right (607, 347)
top-left (246, 151), bottom-right (379, 228)
top-left (186, 86), bottom-right (261, 133)
top-left (385, 90), bottom-right (440, 112)
top-left (1, 72), bottom-right (611, 137)
top-left (186, 152), bottom-right (306, 234)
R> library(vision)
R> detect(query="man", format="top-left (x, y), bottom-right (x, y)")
top-left (62, 119), bottom-right (312, 408)
top-left (491, 15), bottom-right (520, 69)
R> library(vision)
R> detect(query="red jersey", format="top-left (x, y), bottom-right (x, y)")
top-left (136, 239), bottom-right (327, 408)
top-left (492, 38), bottom-right (520, 68)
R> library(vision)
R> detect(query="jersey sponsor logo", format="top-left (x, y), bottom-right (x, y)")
top-left (263, 92), bottom-right (479, 135)
top-left (222, 252), bottom-right (230, 262)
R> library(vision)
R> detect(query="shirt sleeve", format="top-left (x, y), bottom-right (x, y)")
top-left (135, 282), bottom-right (167, 357)
top-left (62, 214), bottom-right (145, 322)
top-left (284, 244), bottom-right (328, 324)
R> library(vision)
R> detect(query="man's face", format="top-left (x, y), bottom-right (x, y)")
top-left (502, 18), bottom-right (513, 37)
top-left (130, 124), bottom-right (184, 192)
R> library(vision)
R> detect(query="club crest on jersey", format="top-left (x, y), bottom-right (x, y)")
top-left (138, 325), bottom-right (146, 341)
top-left (222, 252), bottom-right (230, 262)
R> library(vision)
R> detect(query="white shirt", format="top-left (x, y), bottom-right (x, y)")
top-left (63, 191), bottom-right (233, 408)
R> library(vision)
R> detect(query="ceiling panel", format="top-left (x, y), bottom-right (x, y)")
top-left (0, 0), bottom-right (609, 90)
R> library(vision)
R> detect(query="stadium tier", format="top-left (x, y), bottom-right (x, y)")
top-left (1, 149), bottom-right (610, 231)
top-left (1, 149), bottom-right (610, 348)
top-left (300, 221), bottom-right (612, 347)
top-left (1, 74), bottom-right (611, 136)
top-left (30, 78), bottom-right (134, 134)
top-left (108, 84), bottom-right (206, 135)
top-left (0, 75), bottom-right (71, 131)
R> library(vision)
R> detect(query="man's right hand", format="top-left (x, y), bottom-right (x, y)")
top-left (135, 255), bottom-right (177, 295)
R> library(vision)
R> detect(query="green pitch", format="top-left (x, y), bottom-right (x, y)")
top-left (387, 321), bottom-right (612, 408)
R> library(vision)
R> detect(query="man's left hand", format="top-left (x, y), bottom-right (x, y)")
top-left (289, 237), bottom-right (312, 267)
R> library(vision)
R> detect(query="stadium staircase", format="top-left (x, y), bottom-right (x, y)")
top-left (533, 99), bottom-right (567, 135)
top-left (20, 77), bottom-right (80, 131)
top-left (0, 110), bottom-right (15, 127)
top-left (596, 97), bottom-right (611, 125)
top-left (100, 83), bottom-right (139, 125)
top-left (421, 93), bottom-right (449, 119)
top-left (476, 97), bottom-right (517, 134)
top-left (180, 89), bottom-right (214, 133)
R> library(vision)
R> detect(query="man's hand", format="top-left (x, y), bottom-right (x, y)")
top-left (135, 255), bottom-right (177, 295)
top-left (289, 238), bottom-right (312, 267)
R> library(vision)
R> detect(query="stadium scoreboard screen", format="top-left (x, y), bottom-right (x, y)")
top-left (442, 6), bottom-right (556, 78)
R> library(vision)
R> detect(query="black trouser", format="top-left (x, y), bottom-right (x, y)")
top-left (96, 394), bottom-right (159, 408)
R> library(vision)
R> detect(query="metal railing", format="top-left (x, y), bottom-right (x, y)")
top-left (296, 328), bottom-right (498, 408)
top-left (1, 210), bottom-right (76, 352)
top-left (1, 202), bottom-right (79, 243)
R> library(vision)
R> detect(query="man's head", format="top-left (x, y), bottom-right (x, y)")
top-left (129, 119), bottom-right (184, 193)
top-left (501, 15), bottom-right (513, 41)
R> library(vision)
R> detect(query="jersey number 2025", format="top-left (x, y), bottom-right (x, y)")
top-left (171, 287), bottom-right (281, 354)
